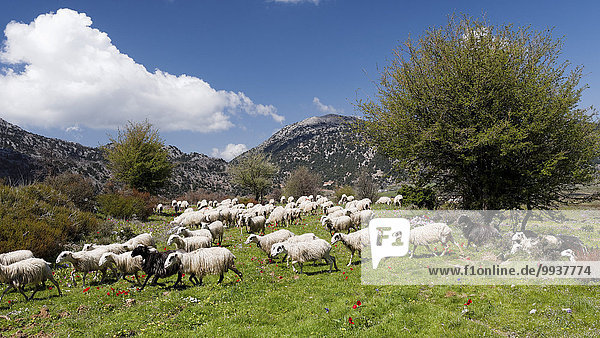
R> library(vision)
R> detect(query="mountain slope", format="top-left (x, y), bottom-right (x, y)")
top-left (237, 114), bottom-right (397, 186)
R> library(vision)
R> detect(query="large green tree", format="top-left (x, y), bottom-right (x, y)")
top-left (104, 120), bottom-right (172, 194)
top-left (357, 15), bottom-right (600, 210)
top-left (229, 153), bottom-right (278, 202)
top-left (283, 166), bottom-right (322, 198)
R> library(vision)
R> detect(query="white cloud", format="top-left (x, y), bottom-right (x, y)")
top-left (0, 9), bottom-right (284, 132)
top-left (65, 125), bottom-right (81, 133)
top-left (272, 0), bottom-right (320, 4)
top-left (211, 143), bottom-right (248, 161)
top-left (313, 97), bottom-right (341, 114)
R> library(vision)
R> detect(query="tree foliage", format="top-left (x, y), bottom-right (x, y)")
top-left (357, 15), bottom-right (600, 210)
top-left (283, 166), bottom-right (322, 198)
top-left (354, 169), bottom-right (378, 202)
top-left (104, 120), bottom-right (172, 195)
top-left (229, 153), bottom-right (278, 202)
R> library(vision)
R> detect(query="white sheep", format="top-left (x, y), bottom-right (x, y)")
top-left (0, 258), bottom-right (62, 302)
top-left (82, 243), bottom-right (128, 254)
top-left (244, 229), bottom-right (295, 257)
top-left (331, 228), bottom-right (369, 266)
top-left (322, 215), bottom-right (356, 235)
top-left (267, 206), bottom-right (287, 227)
top-left (394, 194), bottom-right (403, 207)
top-left (375, 196), bottom-right (392, 205)
top-left (167, 234), bottom-right (211, 252)
top-left (123, 233), bottom-right (155, 250)
top-left (98, 252), bottom-right (143, 285)
top-left (176, 227), bottom-right (213, 242)
top-left (56, 248), bottom-right (113, 286)
top-left (0, 250), bottom-right (34, 265)
top-left (201, 221), bottom-right (224, 245)
top-left (405, 223), bottom-right (462, 258)
top-left (164, 247), bottom-right (242, 286)
top-left (270, 239), bottom-right (338, 274)
top-left (350, 210), bottom-right (374, 228)
top-left (155, 203), bottom-right (163, 214)
top-left (280, 195), bottom-right (286, 204)
top-left (278, 233), bottom-right (319, 265)
top-left (245, 215), bottom-right (266, 234)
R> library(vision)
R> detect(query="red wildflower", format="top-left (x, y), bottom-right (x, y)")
top-left (83, 287), bottom-right (90, 293)
top-left (107, 292), bottom-right (110, 296)
top-left (357, 301), bottom-right (361, 306)
top-left (348, 317), bottom-right (355, 324)
top-left (352, 305), bottom-right (357, 309)
top-left (97, 287), bottom-right (100, 290)
top-left (464, 299), bottom-right (472, 306)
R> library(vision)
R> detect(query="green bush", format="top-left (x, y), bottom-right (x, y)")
top-left (0, 183), bottom-right (100, 260)
top-left (397, 184), bottom-right (436, 209)
top-left (335, 185), bottom-right (356, 203)
top-left (97, 188), bottom-right (154, 220)
top-left (44, 172), bottom-right (97, 212)
top-left (283, 167), bottom-right (321, 198)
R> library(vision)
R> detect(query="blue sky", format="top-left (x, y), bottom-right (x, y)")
top-left (0, 1), bottom-right (598, 160)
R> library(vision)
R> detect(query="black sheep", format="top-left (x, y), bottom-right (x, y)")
top-left (131, 245), bottom-right (182, 289)
top-left (457, 214), bottom-right (501, 247)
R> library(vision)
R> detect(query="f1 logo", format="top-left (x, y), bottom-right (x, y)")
top-left (368, 218), bottom-right (410, 269)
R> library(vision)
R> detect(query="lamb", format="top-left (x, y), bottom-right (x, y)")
top-left (350, 210), bottom-right (374, 228)
top-left (131, 245), bottom-right (182, 289)
top-left (331, 229), bottom-right (369, 266)
top-left (164, 247), bottom-right (243, 286)
top-left (201, 221), bottom-right (224, 245)
top-left (0, 250), bottom-right (34, 265)
top-left (99, 252), bottom-right (143, 285)
top-left (267, 206), bottom-right (286, 227)
top-left (167, 234), bottom-right (211, 252)
top-left (176, 227), bottom-right (213, 242)
top-left (123, 233), bottom-right (155, 250)
top-left (280, 195), bottom-right (286, 204)
top-left (0, 258), bottom-right (62, 302)
top-left (354, 198), bottom-right (371, 211)
top-left (245, 215), bottom-right (266, 234)
top-left (56, 248), bottom-right (112, 286)
top-left (457, 215), bottom-right (501, 247)
top-left (244, 229), bottom-right (295, 257)
top-left (322, 215), bottom-right (356, 235)
top-left (278, 233), bottom-right (319, 265)
top-left (404, 223), bottom-right (463, 258)
top-left (270, 239), bottom-right (338, 274)
top-left (376, 196), bottom-right (392, 205)
top-left (155, 203), bottom-right (163, 214)
top-left (338, 194), bottom-right (348, 205)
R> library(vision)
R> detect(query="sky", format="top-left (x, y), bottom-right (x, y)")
top-left (0, 1), bottom-right (599, 161)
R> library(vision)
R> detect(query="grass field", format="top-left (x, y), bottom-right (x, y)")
top-left (1, 206), bottom-right (599, 337)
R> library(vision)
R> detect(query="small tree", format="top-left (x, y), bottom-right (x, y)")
top-left (229, 153), bottom-right (278, 202)
top-left (357, 15), bottom-right (600, 211)
top-left (44, 172), bottom-right (97, 212)
top-left (283, 166), bottom-right (322, 198)
top-left (354, 169), bottom-right (378, 202)
top-left (104, 120), bottom-right (172, 195)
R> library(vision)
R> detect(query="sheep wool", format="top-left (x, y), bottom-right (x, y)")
top-left (0, 258), bottom-right (62, 302)
top-left (99, 252), bottom-right (144, 285)
top-left (123, 233), bottom-right (155, 250)
top-left (409, 223), bottom-right (462, 258)
top-left (164, 247), bottom-right (242, 286)
top-left (271, 239), bottom-right (337, 274)
top-left (331, 228), bottom-right (369, 266)
top-left (167, 234), bottom-right (211, 252)
top-left (0, 250), bottom-right (34, 265)
top-left (244, 229), bottom-right (295, 257)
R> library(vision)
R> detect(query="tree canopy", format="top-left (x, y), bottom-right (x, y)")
top-left (283, 166), bottom-right (321, 198)
top-left (229, 152), bottom-right (278, 202)
top-left (357, 15), bottom-right (600, 210)
top-left (104, 120), bottom-right (172, 195)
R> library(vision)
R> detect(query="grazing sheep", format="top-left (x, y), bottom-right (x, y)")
top-left (270, 239), bottom-right (338, 274)
top-left (99, 252), bottom-right (144, 285)
top-left (155, 204), bottom-right (163, 214)
top-left (167, 234), bottom-right (211, 252)
top-left (326, 206), bottom-right (343, 215)
top-left (280, 196), bottom-right (286, 204)
top-left (244, 230), bottom-right (295, 257)
top-left (123, 233), bottom-right (155, 250)
top-left (510, 232), bottom-right (537, 254)
top-left (394, 194), bottom-right (403, 207)
top-left (338, 194), bottom-right (348, 205)
top-left (176, 227), bottom-right (213, 242)
top-left (285, 233), bottom-right (318, 244)
top-left (245, 215), bottom-right (266, 234)
top-left (406, 223), bottom-right (463, 258)
top-left (457, 215), bottom-right (501, 247)
top-left (201, 221), bottom-right (225, 245)
top-left (131, 245), bottom-right (182, 289)
top-left (561, 249), bottom-right (576, 262)
top-left (350, 210), bottom-right (374, 228)
top-left (0, 250), bottom-right (34, 265)
top-left (0, 258), bottom-right (62, 302)
top-left (322, 215), bottom-right (356, 235)
top-left (376, 197), bottom-right (392, 205)
top-left (56, 249), bottom-right (113, 286)
top-left (331, 229), bottom-right (369, 266)
top-left (267, 206), bottom-right (287, 227)
top-left (164, 247), bottom-right (243, 286)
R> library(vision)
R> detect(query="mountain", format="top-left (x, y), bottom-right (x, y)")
top-left (0, 118), bottom-right (230, 196)
top-left (237, 114), bottom-right (398, 187)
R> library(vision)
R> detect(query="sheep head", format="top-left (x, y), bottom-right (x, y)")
top-left (98, 253), bottom-right (114, 267)
top-left (164, 252), bottom-right (182, 270)
top-left (331, 233), bottom-right (342, 245)
top-left (131, 245), bottom-right (149, 258)
top-left (270, 243), bottom-right (286, 257)
top-left (56, 251), bottom-right (73, 264)
top-left (244, 234), bottom-right (258, 245)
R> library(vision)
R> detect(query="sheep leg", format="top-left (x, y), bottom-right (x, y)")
top-left (229, 266), bottom-right (243, 281)
top-left (331, 255), bottom-right (338, 272)
top-left (0, 285), bottom-right (15, 302)
top-left (28, 283), bottom-right (43, 301)
top-left (410, 245), bottom-right (417, 258)
top-left (48, 275), bottom-right (62, 297)
top-left (217, 274), bottom-right (224, 284)
top-left (424, 245), bottom-right (438, 256)
top-left (70, 270), bottom-right (77, 287)
top-left (291, 261), bottom-right (299, 273)
top-left (347, 251), bottom-right (354, 267)
top-left (172, 272), bottom-right (183, 287)
top-left (139, 273), bottom-right (153, 290)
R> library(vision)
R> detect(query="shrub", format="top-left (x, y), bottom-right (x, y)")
top-left (397, 184), bottom-right (436, 209)
top-left (335, 185), bottom-right (356, 203)
top-left (44, 172), bottom-right (97, 212)
top-left (354, 169), bottom-right (378, 201)
top-left (0, 183), bottom-right (100, 260)
top-left (283, 167), bottom-right (321, 198)
top-left (97, 188), bottom-right (155, 220)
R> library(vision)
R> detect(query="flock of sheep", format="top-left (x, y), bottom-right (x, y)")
top-left (0, 192), bottom-right (589, 303)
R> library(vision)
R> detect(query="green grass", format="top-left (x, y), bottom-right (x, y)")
top-left (1, 208), bottom-right (599, 337)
